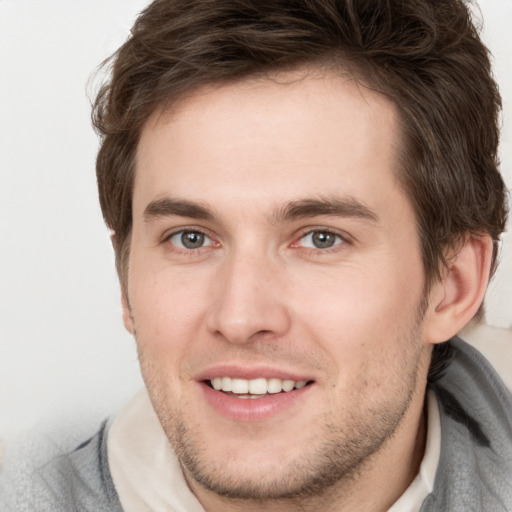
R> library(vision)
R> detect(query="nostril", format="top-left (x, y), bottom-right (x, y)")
top-left (247, 329), bottom-right (274, 341)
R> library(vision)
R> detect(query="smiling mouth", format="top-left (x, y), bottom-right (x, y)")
top-left (206, 377), bottom-right (314, 398)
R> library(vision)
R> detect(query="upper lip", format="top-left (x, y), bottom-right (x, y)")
top-left (196, 364), bottom-right (315, 383)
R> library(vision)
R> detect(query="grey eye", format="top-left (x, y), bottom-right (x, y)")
top-left (301, 231), bottom-right (341, 249)
top-left (170, 230), bottom-right (210, 249)
top-left (182, 231), bottom-right (204, 248)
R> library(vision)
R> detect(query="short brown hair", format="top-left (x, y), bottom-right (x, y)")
top-left (92, 0), bottom-right (508, 295)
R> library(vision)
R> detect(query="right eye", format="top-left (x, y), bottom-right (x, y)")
top-left (298, 230), bottom-right (343, 250)
top-left (168, 230), bottom-right (213, 250)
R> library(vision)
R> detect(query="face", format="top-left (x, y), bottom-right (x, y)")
top-left (126, 70), bottom-right (433, 503)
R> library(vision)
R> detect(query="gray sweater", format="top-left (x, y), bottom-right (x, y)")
top-left (1, 338), bottom-right (511, 511)
top-left (421, 338), bottom-right (512, 510)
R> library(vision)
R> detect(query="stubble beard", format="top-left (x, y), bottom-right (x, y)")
top-left (137, 318), bottom-right (426, 504)
top-left (170, 393), bottom-right (417, 502)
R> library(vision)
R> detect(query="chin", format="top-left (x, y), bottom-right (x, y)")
top-left (152, 393), bottom-right (413, 502)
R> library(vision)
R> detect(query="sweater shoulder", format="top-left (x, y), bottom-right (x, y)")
top-left (0, 421), bottom-right (123, 512)
top-left (422, 338), bottom-right (512, 511)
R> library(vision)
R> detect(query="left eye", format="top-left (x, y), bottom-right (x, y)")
top-left (299, 230), bottom-right (343, 249)
top-left (169, 230), bottom-right (212, 250)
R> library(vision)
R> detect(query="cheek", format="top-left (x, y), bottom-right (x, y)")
top-left (128, 263), bottom-right (212, 359)
top-left (289, 258), bottom-right (425, 367)
top-left (294, 261), bottom-right (422, 329)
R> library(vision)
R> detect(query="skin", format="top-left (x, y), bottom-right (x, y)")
top-left (123, 69), bottom-right (459, 511)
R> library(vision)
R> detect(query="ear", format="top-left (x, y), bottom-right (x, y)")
top-left (110, 232), bottom-right (135, 335)
top-left (122, 290), bottom-right (135, 335)
top-left (424, 234), bottom-right (493, 344)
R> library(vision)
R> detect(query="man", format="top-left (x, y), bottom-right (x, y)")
top-left (2, 0), bottom-right (511, 510)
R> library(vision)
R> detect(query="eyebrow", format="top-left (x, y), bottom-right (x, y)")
top-left (274, 197), bottom-right (378, 223)
top-left (144, 198), bottom-right (215, 221)
top-left (143, 195), bottom-right (378, 224)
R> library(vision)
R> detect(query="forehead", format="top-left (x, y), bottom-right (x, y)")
top-left (134, 69), bottom-right (405, 220)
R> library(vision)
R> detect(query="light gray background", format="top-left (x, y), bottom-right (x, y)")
top-left (1, 0), bottom-right (511, 440)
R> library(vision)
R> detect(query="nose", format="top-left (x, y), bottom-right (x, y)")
top-left (206, 250), bottom-right (291, 344)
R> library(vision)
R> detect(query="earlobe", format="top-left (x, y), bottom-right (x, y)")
top-left (122, 291), bottom-right (135, 335)
top-left (425, 235), bottom-right (493, 344)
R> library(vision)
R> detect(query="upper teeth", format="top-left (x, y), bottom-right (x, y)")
top-left (210, 377), bottom-right (307, 395)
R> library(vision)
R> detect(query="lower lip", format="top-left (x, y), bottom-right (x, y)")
top-left (200, 382), bottom-right (313, 422)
